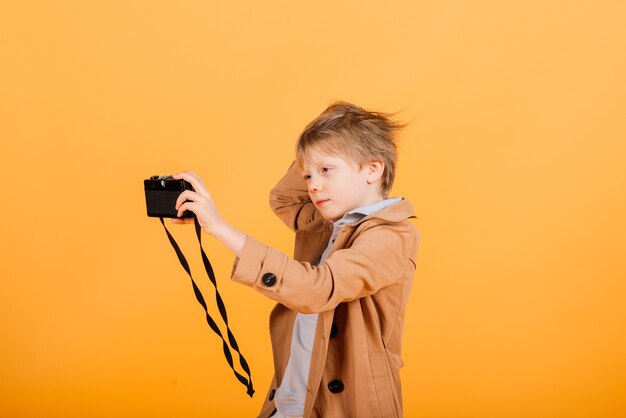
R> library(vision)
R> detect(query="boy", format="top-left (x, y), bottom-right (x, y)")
top-left (172, 102), bottom-right (420, 418)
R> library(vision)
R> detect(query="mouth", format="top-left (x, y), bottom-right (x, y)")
top-left (315, 199), bottom-right (330, 206)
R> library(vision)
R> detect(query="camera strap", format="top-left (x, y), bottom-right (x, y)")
top-left (159, 217), bottom-right (255, 398)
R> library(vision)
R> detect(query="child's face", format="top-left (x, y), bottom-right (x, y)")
top-left (301, 146), bottom-right (383, 222)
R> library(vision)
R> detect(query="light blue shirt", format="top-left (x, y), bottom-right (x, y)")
top-left (274, 197), bottom-right (403, 416)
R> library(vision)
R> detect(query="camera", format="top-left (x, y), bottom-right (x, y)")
top-left (144, 175), bottom-right (195, 218)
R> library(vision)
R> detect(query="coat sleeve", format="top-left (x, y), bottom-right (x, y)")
top-left (269, 161), bottom-right (323, 231)
top-left (231, 221), bottom-right (419, 314)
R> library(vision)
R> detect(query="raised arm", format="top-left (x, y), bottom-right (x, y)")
top-left (269, 161), bottom-right (322, 231)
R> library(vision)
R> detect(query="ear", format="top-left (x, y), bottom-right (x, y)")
top-left (365, 160), bottom-right (385, 184)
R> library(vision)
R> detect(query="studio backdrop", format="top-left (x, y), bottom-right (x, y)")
top-left (1, 1), bottom-right (625, 417)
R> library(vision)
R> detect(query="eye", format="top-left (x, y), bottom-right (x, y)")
top-left (321, 167), bottom-right (329, 174)
top-left (303, 174), bottom-right (311, 181)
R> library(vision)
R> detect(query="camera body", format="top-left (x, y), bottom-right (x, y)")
top-left (144, 175), bottom-right (195, 218)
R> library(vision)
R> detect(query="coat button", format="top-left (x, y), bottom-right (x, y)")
top-left (269, 388), bottom-right (276, 401)
top-left (261, 272), bottom-right (277, 287)
top-left (330, 323), bottom-right (338, 338)
top-left (327, 379), bottom-right (344, 394)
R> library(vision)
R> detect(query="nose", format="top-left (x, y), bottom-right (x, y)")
top-left (308, 177), bottom-right (321, 194)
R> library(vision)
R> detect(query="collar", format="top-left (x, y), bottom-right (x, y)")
top-left (330, 197), bottom-right (416, 229)
top-left (361, 197), bottom-right (417, 223)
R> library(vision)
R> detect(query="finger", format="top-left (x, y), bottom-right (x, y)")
top-left (173, 171), bottom-right (210, 197)
top-left (175, 190), bottom-right (202, 210)
top-left (176, 201), bottom-right (201, 218)
top-left (176, 202), bottom-right (190, 218)
top-left (171, 217), bottom-right (194, 225)
top-left (186, 171), bottom-right (210, 196)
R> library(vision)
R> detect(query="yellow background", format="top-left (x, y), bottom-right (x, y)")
top-left (1, 1), bottom-right (625, 417)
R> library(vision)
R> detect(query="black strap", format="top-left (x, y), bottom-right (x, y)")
top-left (159, 217), bottom-right (254, 397)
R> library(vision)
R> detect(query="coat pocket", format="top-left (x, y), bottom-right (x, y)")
top-left (368, 352), bottom-right (401, 418)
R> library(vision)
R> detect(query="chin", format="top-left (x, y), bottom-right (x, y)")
top-left (320, 211), bottom-right (340, 222)
top-left (326, 214), bottom-right (342, 222)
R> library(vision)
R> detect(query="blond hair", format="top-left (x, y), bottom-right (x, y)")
top-left (296, 101), bottom-right (405, 198)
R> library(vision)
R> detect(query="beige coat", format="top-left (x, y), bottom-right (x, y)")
top-left (231, 162), bottom-right (420, 418)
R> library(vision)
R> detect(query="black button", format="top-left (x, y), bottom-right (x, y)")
top-left (327, 379), bottom-right (344, 394)
top-left (330, 323), bottom-right (339, 338)
top-left (262, 272), bottom-right (277, 287)
top-left (269, 388), bottom-right (276, 401)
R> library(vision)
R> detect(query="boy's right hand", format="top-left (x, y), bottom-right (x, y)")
top-left (170, 171), bottom-right (223, 235)
top-left (169, 170), bottom-right (246, 257)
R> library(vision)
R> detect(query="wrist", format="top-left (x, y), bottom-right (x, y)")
top-left (208, 220), bottom-right (246, 257)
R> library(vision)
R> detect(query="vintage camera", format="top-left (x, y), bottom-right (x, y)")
top-left (144, 175), bottom-right (195, 218)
